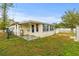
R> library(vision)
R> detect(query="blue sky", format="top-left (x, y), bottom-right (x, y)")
top-left (7, 3), bottom-right (79, 23)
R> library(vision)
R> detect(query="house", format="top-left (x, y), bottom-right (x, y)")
top-left (9, 20), bottom-right (55, 39)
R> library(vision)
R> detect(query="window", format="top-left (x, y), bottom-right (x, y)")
top-left (43, 24), bottom-right (44, 31)
top-left (36, 24), bottom-right (39, 32)
top-left (50, 25), bottom-right (51, 31)
top-left (51, 26), bottom-right (54, 30)
top-left (32, 25), bottom-right (34, 33)
top-left (43, 24), bottom-right (49, 32)
top-left (43, 24), bottom-right (46, 32)
top-left (50, 25), bottom-right (53, 31)
top-left (47, 25), bottom-right (49, 31)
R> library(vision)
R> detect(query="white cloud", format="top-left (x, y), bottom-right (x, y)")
top-left (7, 9), bottom-right (61, 23)
top-left (21, 16), bottom-right (61, 24)
top-left (8, 10), bottom-right (27, 20)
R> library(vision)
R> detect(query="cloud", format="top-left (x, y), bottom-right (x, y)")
top-left (8, 10), bottom-right (27, 20)
top-left (21, 16), bottom-right (61, 24)
top-left (7, 9), bottom-right (61, 23)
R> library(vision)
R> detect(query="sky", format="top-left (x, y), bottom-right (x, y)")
top-left (1, 3), bottom-right (79, 24)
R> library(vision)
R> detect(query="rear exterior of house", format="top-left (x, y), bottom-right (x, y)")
top-left (9, 20), bottom-right (55, 38)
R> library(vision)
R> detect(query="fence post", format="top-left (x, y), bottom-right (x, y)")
top-left (75, 25), bottom-right (79, 41)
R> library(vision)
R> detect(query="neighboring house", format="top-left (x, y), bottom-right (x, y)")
top-left (9, 20), bottom-right (55, 38)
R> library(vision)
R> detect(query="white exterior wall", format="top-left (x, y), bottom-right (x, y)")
top-left (56, 28), bottom-right (76, 33)
top-left (9, 24), bottom-right (21, 36)
top-left (28, 24), bottom-right (55, 37)
top-left (10, 24), bottom-right (77, 38)
top-left (30, 31), bottom-right (55, 37)
top-left (9, 23), bottom-right (55, 37)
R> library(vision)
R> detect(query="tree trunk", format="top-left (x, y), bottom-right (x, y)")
top-left (2, 3), bottom-right (7, 32)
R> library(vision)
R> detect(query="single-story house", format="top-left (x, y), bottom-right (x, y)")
top-left (9, 20), bottom-right (55, 38)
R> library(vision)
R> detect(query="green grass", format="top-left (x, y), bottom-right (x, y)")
top-left (0, 32), bottom-right (79, 56)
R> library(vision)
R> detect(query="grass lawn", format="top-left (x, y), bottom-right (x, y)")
top-left (0, 32), bottom-right (79, 56)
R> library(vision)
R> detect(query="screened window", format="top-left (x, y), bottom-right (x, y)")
top-left (43, 24), bottom-right (45, 32)
top-left (50, 25), bottom-right (53, 31)
top-left (47, 25), bottom-right (49, 31)
top-left (43, 24), bottom-right (49, 32)
top-left (32, 25), bottom-right (34, 33)
top-left (36, 24), bottom-right (39, 32)
top-left (43, 24), bottom-right (46, 32)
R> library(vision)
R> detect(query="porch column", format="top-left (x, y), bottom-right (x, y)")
top-left (39, 24), bottom-right (43, 32)
top-left (29, 23), bottom-right (32, 33)
top-left (34, 24), bottom-right (36, 32)
top-left (48, 25), bottom-right (50, 31)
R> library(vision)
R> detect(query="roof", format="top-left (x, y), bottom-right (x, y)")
top-left (10, 22), bottom-right (20, 26)
top-left (10, 20), bottom-right (52, 26)
top-left (19, 20), bottom-right (52, 25)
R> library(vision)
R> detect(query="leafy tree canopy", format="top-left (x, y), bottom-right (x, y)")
top-left (61, 9), bottom-right (79, 30)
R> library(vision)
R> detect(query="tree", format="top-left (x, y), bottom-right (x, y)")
top-left (0, 18), bottom-right (14, 29)
top-left (0, 3), bottom-right (13, 31)
top-left (52, 22), bottom-right (65, 28)
top-left (61, 10), bottom-right (79, 31)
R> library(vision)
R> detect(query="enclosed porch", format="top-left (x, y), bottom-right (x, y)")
top-left (20, 21), bottom-right (55, 38)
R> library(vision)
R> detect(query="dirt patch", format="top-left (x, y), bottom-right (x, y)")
top-left (0, 32), bottom-right (6, 40)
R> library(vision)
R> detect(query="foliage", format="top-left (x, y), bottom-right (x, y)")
top-left (53, 23), bottom-right (65, 28)
top-left (0, 18), bottom-right (14, 29)
top-left (0, 3), bottom-right (13, 30)
top-left (61, 9), bottom-right (79, 30)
